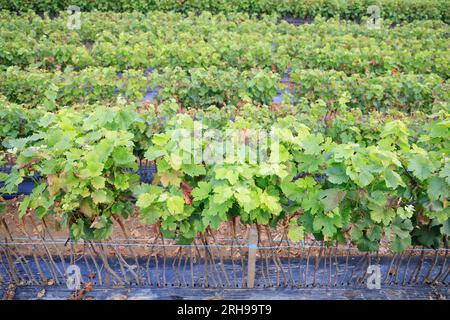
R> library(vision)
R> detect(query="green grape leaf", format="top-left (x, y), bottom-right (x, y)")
top-left (427, 176), bottom-right (448, 202)
top-left (91, 176), bottom-right (106, 189)
top-left (93, 139), bottom-right (114, 162)
top-left (384, 168), bottom-right (405, 189)
top-left (92, 190), bottom-right (108, 204)
top-left (317, 188), bottom-right (346, 212)
top-left (370, 206), bottom-right (395, 225)
top-left (287, 221), bottom-right (304, 242)
top-left (140, 206), bottom-right (163, 224)
top-left (212, 185), bottom-right (234, 204)
top-left (234, 186), bottom-right (259, 213)
top-left (407, 154), bottom-right (435, 181)
top-left (441, 219), bottom-right (450, 236)
top-left (144, 146), bottom-right (166, 161)
top-left (169, 153), bottom-right (182, 171)
top-left (313, 213), bottom-right (337, 237)
top-left (152, 133), bottom-right (171, 147)
top-left (215, 167), bottom-right (239, 184)
top-left (18, 196), bottom-right (31, 218)
top-left (80, 161), bottom-right (104, 178)
top-left (260, 190), bottom-right (282, 215)
top-left (159, 171), bottom-right (181, 187)
top-left (112, 146), bottom-right (135, 165)
top-left (300, 133), bottom-right (324, 155)
top-left (439, 162), bottom-right (450, 185)
top-left (191, 182), bottom-right (212, 201)
top-left (136, 192), bottom-right (159, 209)
top-left (113, 173), bottom-right (129, 190)
top-left (182, 164), bottom-right (206, 177)
top-left (358, 170), bottom-right (375, 187)
top-left (167, 195), bottom-right (184, 214)
top-left (326, 164), bottom-right (349, 184)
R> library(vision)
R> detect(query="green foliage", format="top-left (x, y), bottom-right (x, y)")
top-left (0, 9), bottom-right (448, 252)
top-left (3, 106), bottom-right (140, 241)
top-left (0, 0), bottom-right (448, 24)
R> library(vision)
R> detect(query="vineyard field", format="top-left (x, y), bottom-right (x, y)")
top-left (0, 4), bottom-right (449, 258)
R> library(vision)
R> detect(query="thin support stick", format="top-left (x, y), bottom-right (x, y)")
top-left (247, 225), bottom-right (258, 289)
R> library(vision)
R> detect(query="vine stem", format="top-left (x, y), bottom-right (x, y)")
top-left (89, 241), bottom-right (124, 286)
top-left (113, 216), bottom-right (142, 284)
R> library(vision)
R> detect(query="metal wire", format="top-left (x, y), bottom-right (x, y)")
top-left (1, 239), bottom-right (448, 252)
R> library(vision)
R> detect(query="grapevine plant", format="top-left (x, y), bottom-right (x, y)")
top-left (4, 107), bottom-right (142, 240)
top-left (2, 104), bottom-right (448, 252)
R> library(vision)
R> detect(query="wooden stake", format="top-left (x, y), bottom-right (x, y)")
top-left (247, 225), bottom-right (258, 288)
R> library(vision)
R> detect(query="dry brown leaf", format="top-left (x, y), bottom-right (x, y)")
top-left (181, 181), bottom-right (193, 205)
top-left (435, 292), bottom-right (445, 300)
top-left (130, 229), bottom-right (141, 238)
top-left (84, 282), bottom-right (93, 292)
top-left (37, 289), bottom-right (46, 299)
top-left (4, 283), bottom-right (16, 300)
